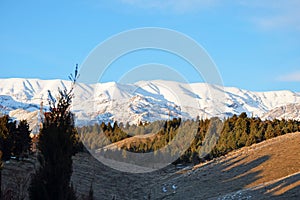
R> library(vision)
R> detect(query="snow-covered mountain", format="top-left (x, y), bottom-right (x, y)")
top-left (262, 103), bottom-right (300, 120)
top-left (0, 78), bottom-right (299, 132)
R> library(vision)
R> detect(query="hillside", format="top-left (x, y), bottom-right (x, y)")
top-left (0, 78), bottom-right (300, 131)
top-left (152, 132), bottom-right (300, 199)
top-left (2, 132), bottom-right (300, 199)
top-left (98, 133), bottom-right (157, 151)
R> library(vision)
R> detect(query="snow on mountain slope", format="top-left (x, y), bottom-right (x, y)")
top-left (0, 78), bottom-right (299, 132)
top-left (262, 103), bottom-right (300, 120)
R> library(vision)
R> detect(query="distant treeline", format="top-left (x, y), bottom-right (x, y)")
top-left (78, 113), bottom-right (300, 165)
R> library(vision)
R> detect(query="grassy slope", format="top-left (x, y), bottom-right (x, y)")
top-left (152, 132), bottom-right (300, 199)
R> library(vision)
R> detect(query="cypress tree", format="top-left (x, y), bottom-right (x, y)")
top-left (29, 66), bottom-right (79, 200)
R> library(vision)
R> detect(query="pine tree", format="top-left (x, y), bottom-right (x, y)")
top-left (29, 66), bottom-right (79, 200)
top-left (265, 122), bottom-right (275, 140)
top-left (0, 115), bottom-right (14, 161)
top-left (13, 120), bottom-right (31, 159)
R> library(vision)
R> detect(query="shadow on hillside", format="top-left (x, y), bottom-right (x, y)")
top-left (192, 155), bottom-right (270, 199)
top-left (72, 152), bottom-right (181, 200)
top-left (248, 172), bottom-right (300, 200)
top-left (147, 155), bottom-right (270, 199)
top-left (187, 154), bottom-right (300, 200)
top-left (72, 154), bottom-right (300, 200)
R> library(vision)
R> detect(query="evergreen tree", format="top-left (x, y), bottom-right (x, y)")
top-left (265, 122), bottom-right (275, 139)
top-left (29, 66), bottom-right (79, 200)
top-left (13, 120), bottom-right (31, 159)
top-left (0, 115), bottom-right (13, 161)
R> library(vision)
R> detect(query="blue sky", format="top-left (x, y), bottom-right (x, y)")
top-left (0, 0), bottom-right (300, 92)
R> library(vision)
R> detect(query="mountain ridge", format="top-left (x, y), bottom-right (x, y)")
top-left (0, 78), bottom-right (299, 132)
